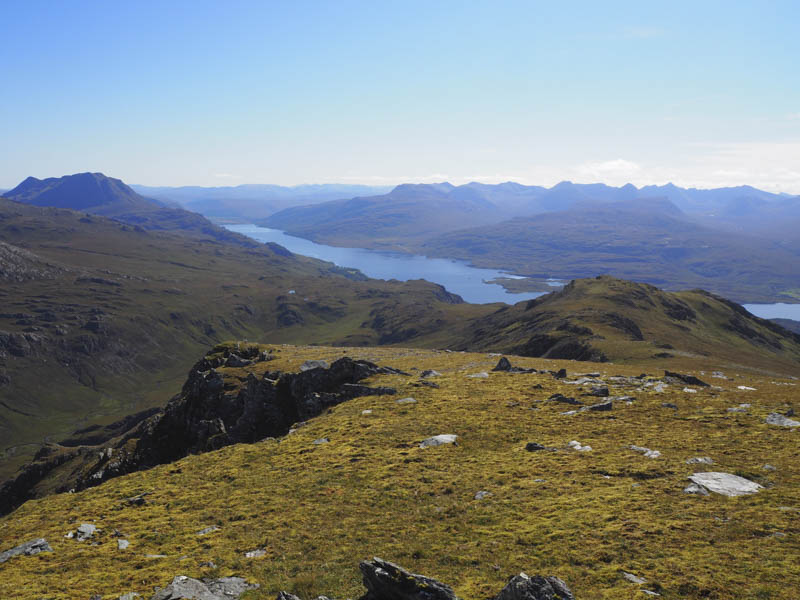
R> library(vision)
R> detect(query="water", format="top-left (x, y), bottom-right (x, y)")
top-left (225, 224), bottom-right (546, 304)
top-left (744, 303), bottom-right (800, 321)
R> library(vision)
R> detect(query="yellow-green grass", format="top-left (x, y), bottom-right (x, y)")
top-left (1, 345), bottom-right (798, 599)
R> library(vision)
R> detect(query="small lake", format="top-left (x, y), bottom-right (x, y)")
top-left (226, 224), bottom-right (800, 320)
top-left (743, 303), bottom-right (800, 322)
top-left (225, 224), bottom-right (546, 304)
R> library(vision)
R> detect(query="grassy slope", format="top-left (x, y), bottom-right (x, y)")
top-left (453, 277), bottom-right (800, 376)
top-left (0, 199), bottom-right (490, 478)
top-left (1, 344), bottom-right (798, 600)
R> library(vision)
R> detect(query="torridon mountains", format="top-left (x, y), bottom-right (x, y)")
top-left (1, 173), bottom-right (799, 600)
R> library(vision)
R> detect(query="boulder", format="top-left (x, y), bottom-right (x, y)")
top-left (150, 575), bottom-right (258, 600)
top-left (493, 572), bottom-right (575, 600)
top-left (0, 538), bottom-right (53, 563)
top-left (225, 354), bottom-right (252, 368)
top-left (359, 557), bottom-right (458, 600)
top-left (587, 401), bottom-right (613, 411)
top-left (687, 472), bottom-right (763, 497)
top-left (492, 358), bottom-right (537, 373)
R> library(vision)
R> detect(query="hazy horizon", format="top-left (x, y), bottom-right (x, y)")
top-left (2, 1), bottom-right (799, 192)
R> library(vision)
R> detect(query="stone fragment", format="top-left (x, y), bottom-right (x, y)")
top-left (567, 440), bottom-right (592, 452)
top-left (622, 572), bottom-right (647, 584)
top-left (468, 372), bottom-right (489, 378)
top-left (420, 370), bottom-right (441, 378)
top-left (197, 526), bottom-right (219, 536)
top-left (766, 413), bottom-right (800, 427)
top-left (474, 491), bottom-right (492, 500)
top-left (118, 539), bottom-right (130, 550)
top-left (313, 438), bottom-right (329, 445)
top-left (396, 397), bottom-right (417, 404)
top-left (686, 457), bottom-right (713, 465)
top-left (587, 400), bottom-right (613, 411)
top-left (77, 523), bottom-right (97, 541)
top-left (245, 548), bottom-right (266, 558)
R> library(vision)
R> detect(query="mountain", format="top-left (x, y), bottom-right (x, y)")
top-left (3, 173), bottom-right (256, 246)
top-left (2, 342), bottom-right (798, 599)
top-left (421, 198), bottom-right (800, 303)
top-left (131, 183), bottom-right (392, 220)
top-left (5, 172), bottom-right (166, 214)
top-left (771, 318), bottom-right (800, 334)
top-left (0, 197), bottom-right (484, 480)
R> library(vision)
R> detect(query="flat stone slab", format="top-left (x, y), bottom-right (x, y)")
top-left (688, 472), bottom-right (763, 497)
top-left (420, 434), bottom-right (458, 448)
top-left (0, 538), bottom-right (53, 563)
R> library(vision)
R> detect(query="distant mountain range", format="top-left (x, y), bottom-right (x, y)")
top-left (131, 182), bottom-right (392, 220)
top-left (258, 181), bottom-right (800, 303)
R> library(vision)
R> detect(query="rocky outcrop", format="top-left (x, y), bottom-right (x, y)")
top-left (0, 352), bottom-right (403, 516)
top-left (493, 573), bottom-right (575, 600)
top-left (359, 557), bottom-right (458, 600)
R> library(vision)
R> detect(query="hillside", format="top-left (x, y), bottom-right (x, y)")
top-left (421, 199), bottom-right (800, 303)
top-left (4, 173), bottom-right (256, 246)
top-left (0, 197), bottom-right (486, 480)
top-left (1, 343), bottom-right (798, 599)
top-left (450, 276), bottom-right (800, 372)
top-left (261, 183), bottom-right (525, 250)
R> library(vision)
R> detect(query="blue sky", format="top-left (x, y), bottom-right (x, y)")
top-left (2, 0), bottom-right (799, 191)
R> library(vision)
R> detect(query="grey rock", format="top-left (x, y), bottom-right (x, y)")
top-left (547, 393), bottom-right (582, 406)
top-left (277, 594), bottom-right (301, 600)
top-left (525, 442), bottom-right (548, 452)
top-left (763, 464), bottom-right (777, 471)
top-left (553, 368), bottom-right (567, 379)
top-left (474, 491), bottom-right (492, 500)
top-left (468, 372), bottom-right (489, 378)
top-left (687, 472), bottom-right (763, 497)
top-left (245, 548), bottom-right (266, 558)
top-left (661, 402), bottom-right (677, 409)
top-left (493, 572), bottom-right (575, 600)
top-left (664, 370), bottom-right (709, 387)
top-left (420, 434), bottom-right (458, 448)
top-left (300, 360), bottom-right (329, 372)
top-left (150, 575), bottom-right (259, 600)
top-left (492, 357), bottom-right (537, 373)
top-left (118, 539), bottom-right (130, 550)
top-left (396, 397), bottom-right (417, 404)
top-left (313, 438), bottom-right (329, 445)
top-left (588, 400), bottom-right (613, 411)
top-left (0, 538), bottom-right (53, 563)
top-left (77, 523), bottom-right (97, 541)
top-left (119, 594), bottom-right (141, 600)
top-left (683, 482), bottom-right (710, 495)
top-left (629, 445), bottom-right (660, 458)
top-left (225, 354), bottom-right (252, 368)
top-left (686, 457), bottom-right (714, 465)
top-left (587, 386), bottom-right (609, 397)
top-left (359, 557), bottom-right (458, 600)
top-left (766, 413), bottom-right (800, 427)
top-left (622, 572), bottom-right (646, 584)
top-left (420, 370), bottom-right (441, 378)
top-left (197, 526), bottom-right (220, 536)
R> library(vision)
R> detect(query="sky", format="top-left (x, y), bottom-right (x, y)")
top-left (2, 0), bottom-right (800, 192)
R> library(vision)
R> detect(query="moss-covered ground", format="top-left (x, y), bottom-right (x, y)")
top-left (1, 345), bottom-right (798, 599)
